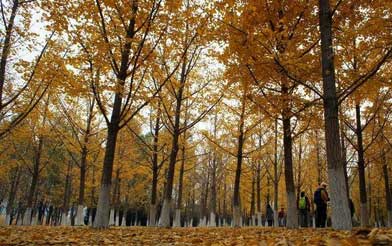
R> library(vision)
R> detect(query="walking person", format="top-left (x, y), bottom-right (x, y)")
top-left (266, 204), bottom-right (274, 226)
top-left (314, 182), bottom-right (329, 228)
top-left (298, 191), bottom-right (310, 227)
top-left (278, 207), bottom-right (286, 227)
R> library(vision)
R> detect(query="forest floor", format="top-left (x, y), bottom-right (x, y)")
top-left (0, 226), bottom-right (391, 245)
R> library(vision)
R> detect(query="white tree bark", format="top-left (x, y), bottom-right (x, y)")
top-left (61, 212), bottom-right (69, 226)
top-left (94, 184), bottom-right (110, 228)
top-left (5, 214), bottom-right (10, 225)
top-left (148, 205), bottom-right (156, 226)
top-left (22, 208), bottom-right (32, 225)
top-left (251, 215), bottom-right (256, 226)
top-left (32, 215), bottom-right (40, 225)
top-left (257, 213), bottom-right (262, 226)
top-left (328, 167), bottom-right (352, 229)
top-left (75, 205), bottom-right (84, 226)
top-left (232, 206), bottom-right (241, 227)
top-left (286, 191), bottom-right (298, 228)
top-left (209, 212), bottom-right (216, 227)
top-left (273, 210), bottom-right (278, 227)
top-left (312, 216), bottom-right (316, 228)
top-left (158, 199), bottom-right (171, 227)
top-left (121, 215), bottom-right (126, 226)
top-left (94, 184), bottom-right (111, 228)
top-left (199, 216), bottom-right (206, 227)
top-left (173, 209), bottom-right (181, 227)
top-left (109, 209), bottom-right (115, 226)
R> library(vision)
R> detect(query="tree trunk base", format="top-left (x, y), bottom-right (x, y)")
top-left (360, 203), bottom-right (369, 227)
top-left (173, 209), bottom-right (181, 227)
top-left (209, 212), bottom-right (216, 227)
top-left (121, 215), bottom-right (126, 226)
top-left (61, 212), bottom-right (69, 226)
top-left (22, 208), bottom-right (32, 225)
top-left (233, 206), bottom-right (241, 227)
top-left (257, 213), bottom-right (262, 226)
top-left (5, 214), bottom-right (11, 225)
top-left (328, 167), bottom-right (352, 230)
top-left (251, 215), bottom-right (256, 226)
top-left (93, 184), bottom-right (111, 229)
top-left (273, 211), bottom-right (278, 227)
top-left (199, 217), bottom-right (206, 227)
top-left (109, 209), bottom-right (115, 226)
top-left (32, 215), bottom-right (40, 225)
top-left (148, 204), bottom-right (157, 226)
top-left (286, 191), bottom-right (298, 228)
top-left (387, 210), bottom-right (392, 228)
top-left (75, 205), bottom-right (84, 226)
top-left (158, 199), bottom-right (171, 228)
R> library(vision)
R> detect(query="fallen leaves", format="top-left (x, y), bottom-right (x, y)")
top-left (0, 226), bottom-right (391, 246)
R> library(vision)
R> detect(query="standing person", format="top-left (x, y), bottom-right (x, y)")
top-left (266, 204), bottom-right (274, 226)
top-left (298, 191), bottom-right (310, 227)
top-left (314, 182), bottom-right (329, 228)
top-left (278, 207), bottom-right (286, 227)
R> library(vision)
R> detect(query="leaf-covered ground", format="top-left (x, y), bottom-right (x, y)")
top-left (0, 226), bottom-right (391, 246)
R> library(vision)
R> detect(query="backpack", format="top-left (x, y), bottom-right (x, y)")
top-left (313, 188), bottom-right (323, 205)
top-left (299, 197), bottom-right (306, 209)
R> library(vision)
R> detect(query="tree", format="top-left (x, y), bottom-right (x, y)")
top-left (318, 0), bottom-right (352, 230)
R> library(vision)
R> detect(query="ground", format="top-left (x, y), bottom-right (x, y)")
top-left (0, 227), bottom-right (391, 245)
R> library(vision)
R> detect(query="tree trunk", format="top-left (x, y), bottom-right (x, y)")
top-left (318, 0), bottom-right (352, 230)
top-left (158, 51), bottom-right (187, 227)
top-left (209, 155), bottom-right (217, 227)
top-left (158, 114), bottom-right (181, 227)
top-left (173, 145), bottom-right (186, 227)
top-left (62, 160), bottom-right (72, 225)
top-left (76, 147), bottom-right (87, 226)
top-left (77, 100), bottom-right (93, 225)
top-left (233, 93), bottom-right (246, 227)
top-left (381, 147), bottom-right (392, 227)
top-left (256, 163), bottom-right (261, 213)
top-left (149, 104), bottom-right (161, 226)
top-left (24, 136), bottom-right (44, 225)
top-left (273, 118), bottom-right (279, 226)
top-left (94, 125), bottom-right (119, 228)
top-left (315, 130), bottom-right (322, 185)
top-left (6, 165), bottom-right (21, 225)
top-left (250, 174), bottom-right (256, 218)
top-left (282, 110), bottom-right (298, 228)
top-left (341, 126), bottom-right (350, 199)
top-left (0, 0), bottom-right (19, 106)
top-left (93, 0), bottom-right (137, 228)
top-left (355, 104), bottom-right (369, 227)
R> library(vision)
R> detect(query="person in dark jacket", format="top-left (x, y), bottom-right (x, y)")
top-left (314, 182), bottom-right (329, 228)
top-left (266, 204), bottom-right (274, 226)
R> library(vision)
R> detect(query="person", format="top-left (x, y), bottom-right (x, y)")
top-left (298, 191), bottom-right (310, 227)
top-left (314, 182), bottom-right (329, 228)
top-left (266, 204), bottom-right (274, 226)
top-left (278, 207), bottom-right (286, 226)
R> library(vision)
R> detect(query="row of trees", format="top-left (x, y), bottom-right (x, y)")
top-left (0, 0), bottom-right (392, 230)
